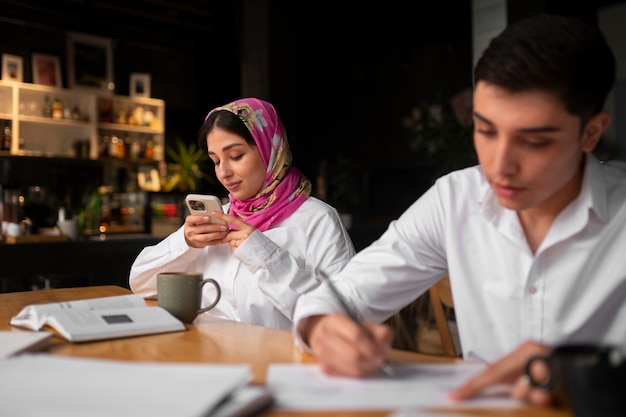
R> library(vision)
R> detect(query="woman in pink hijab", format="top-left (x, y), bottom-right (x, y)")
top-left (129, 98), bottom-right (355, 330)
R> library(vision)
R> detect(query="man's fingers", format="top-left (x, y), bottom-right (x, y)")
top-left (449, 340), bottom-right (549, 402)
top-left (449, 361), bottom-right (516, 401)
top-left (310, 314), bottom-right (388, 377)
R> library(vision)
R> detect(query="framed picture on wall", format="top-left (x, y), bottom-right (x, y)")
top-left (130, 73), bottom-right (151, 98)
top-left (32, 53), bottom-right (62, 87)
top-left (67, 32), bottom-right (114, 91)
top-left (1, 53), bottom-right (24, 82)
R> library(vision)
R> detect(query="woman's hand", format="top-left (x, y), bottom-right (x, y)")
top-left (304, 314), bottom-right (394, 377)
top-left (449, 340), bottom-right (553, 406)
top-left (210, 211), bottom-right (257, 252)
top-left (183, 215), bottom-right (229, 248)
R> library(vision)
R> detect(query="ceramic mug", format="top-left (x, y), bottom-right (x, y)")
top-left (526, 343), bottom-right (626, 417)
top-left (157, 272), bottom-right (221, 323)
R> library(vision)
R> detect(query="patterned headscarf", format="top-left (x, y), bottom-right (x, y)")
top-left (205, 98), bottom-right (312, 231)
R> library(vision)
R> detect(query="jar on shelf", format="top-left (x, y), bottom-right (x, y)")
top-left (109, 135), bottom-right (120, 158)
top-left (51, 97), bottom-right (63, 120)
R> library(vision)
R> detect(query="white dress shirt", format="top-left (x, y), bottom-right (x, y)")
top-left (294, 153), bottom-right (626, 362)
top-left (130, 197), bottom-right (355, 331)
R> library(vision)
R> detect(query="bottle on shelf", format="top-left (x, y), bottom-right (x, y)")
top-left (2, 121), bottom-right (12, 151)
top-left (42, 95), bottom-right (52, 118)
top-left (130, 137), bottom-right (141, 160)
top-left (144, 140), bottom-right (154, 161)
top-left (0, 120), bottom-right (13, 151)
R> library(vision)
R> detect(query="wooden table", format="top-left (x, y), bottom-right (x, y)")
top-left (0, 285), bottom-right (571, 417)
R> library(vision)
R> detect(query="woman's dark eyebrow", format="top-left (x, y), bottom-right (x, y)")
top-left (207, 143), bottom-right (245, 155)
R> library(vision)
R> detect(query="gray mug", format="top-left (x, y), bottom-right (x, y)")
top-left (157, 272), bottom-right (221, 323)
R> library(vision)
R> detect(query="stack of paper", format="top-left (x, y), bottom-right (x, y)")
top-left (0, 331), bottom-right (52, 358)
top-left (267, 363), bottom-right (523, 411)
top-left (0, 355), bottom-right (257, 417)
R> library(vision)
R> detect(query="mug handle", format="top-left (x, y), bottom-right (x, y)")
top-left (197, 278), bottom-right (221, 314)
top-left (525, 355), bottom-right (553, 390)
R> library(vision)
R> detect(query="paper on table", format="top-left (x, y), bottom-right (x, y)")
top-left (0, 354), bottom-right (252, 417)
top-left (389, 411), bottom-right (473, 417)
top-left (267, 363), bottom-right (524, 411)
top-left (0, 331), bottom-right (52, 358)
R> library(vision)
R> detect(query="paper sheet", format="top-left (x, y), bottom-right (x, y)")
top-left (267, 363), bottom-right (524, 411)
top-left (0, 354), bottom-right (251, 417)
top-left (0, 331), bottom-right (51, 358)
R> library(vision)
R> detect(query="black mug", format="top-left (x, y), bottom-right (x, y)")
top-left (526, 344), bottom-right (626, 417)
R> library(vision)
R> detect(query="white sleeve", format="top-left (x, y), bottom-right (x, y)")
top-left (293, 184), bottom-right (449, 333)
top-left (234, 204), bottom-right (355, 323)
top-left (128, 226), bottom-right (204, 298)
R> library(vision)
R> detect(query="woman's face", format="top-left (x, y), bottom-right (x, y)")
top-left (206, 127), bottom-right (266, 201)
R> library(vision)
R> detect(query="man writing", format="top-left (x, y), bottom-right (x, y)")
top-left (294, 14), bottom-right (626, 405)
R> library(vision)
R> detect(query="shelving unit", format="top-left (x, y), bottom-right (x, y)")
top-left (0, 81), bottom-right (165, 161)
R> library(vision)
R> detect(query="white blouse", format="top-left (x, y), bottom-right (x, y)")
top-left (130, 197), bottom-right (355, 331)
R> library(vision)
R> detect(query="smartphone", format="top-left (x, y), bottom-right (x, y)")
top-left (185, 194), bottom-right (227, 225)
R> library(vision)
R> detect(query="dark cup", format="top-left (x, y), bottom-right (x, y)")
top-left (526, 344), bottom-right (626, 417)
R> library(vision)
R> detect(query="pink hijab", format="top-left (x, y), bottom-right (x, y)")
top-left (206, 98), bottom-right (312, 231)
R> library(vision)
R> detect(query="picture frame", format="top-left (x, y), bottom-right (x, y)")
top-left (67, 32), bottom-right (114, 91)
top-left (2, 53), bottom-right (23, 82)
top-left (32, 53), bottom-right (62, 87)
top-left (130, 73), bottom-right (151, 98)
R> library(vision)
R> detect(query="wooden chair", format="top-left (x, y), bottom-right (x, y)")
top-left (428, 275), bottom-right (460, 357)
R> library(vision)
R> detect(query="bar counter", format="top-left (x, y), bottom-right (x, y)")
top-left (0, 235), bottom-right (162, 292)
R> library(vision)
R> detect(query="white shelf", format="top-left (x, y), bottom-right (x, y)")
top-left (0, 81), bottom-right (165, 161)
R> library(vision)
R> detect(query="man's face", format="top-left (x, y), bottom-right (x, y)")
top-left (473, 81), bottom-right (596, 218)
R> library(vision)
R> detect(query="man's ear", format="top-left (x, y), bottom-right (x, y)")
top-left (581, 111), bottom-right (611, 152)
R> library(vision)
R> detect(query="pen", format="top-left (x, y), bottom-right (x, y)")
top-left (317, 271), bottom-right (395, 377)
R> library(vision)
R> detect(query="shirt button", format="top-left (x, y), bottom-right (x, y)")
top-left (528, 286), bottom-right (537, 294)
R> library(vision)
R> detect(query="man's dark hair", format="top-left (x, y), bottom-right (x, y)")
top-left (474, 14), bottom-right (616, 123)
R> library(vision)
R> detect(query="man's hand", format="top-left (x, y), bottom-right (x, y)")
top-left (449, 340), bottom-right (553, 406)
top-left (304, 313), bottom-right (394, 377)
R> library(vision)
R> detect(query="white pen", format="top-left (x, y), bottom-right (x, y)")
top-left (317, 271), bottom-right (395, 377)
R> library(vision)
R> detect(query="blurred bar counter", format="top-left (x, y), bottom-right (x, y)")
top-left (0, 235), bottom-right (162, 293)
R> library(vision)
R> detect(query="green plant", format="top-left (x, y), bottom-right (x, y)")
top-left (77, 187), bottom-right (104, 234)
top-left (162, 137), bottom-right (215, 192)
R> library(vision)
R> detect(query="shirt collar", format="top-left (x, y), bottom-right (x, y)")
top-left (584, 152), bottom-right (609, 223)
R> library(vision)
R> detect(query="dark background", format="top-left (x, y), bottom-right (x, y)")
top-left (0, 0), bottom-right (623, 230)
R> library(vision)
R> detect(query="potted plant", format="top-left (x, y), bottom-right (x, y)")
top-left (162, 137), bottom-right (216, 192)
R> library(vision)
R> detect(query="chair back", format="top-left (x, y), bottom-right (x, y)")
top-left (428, 275), bottom-right (460, 357)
